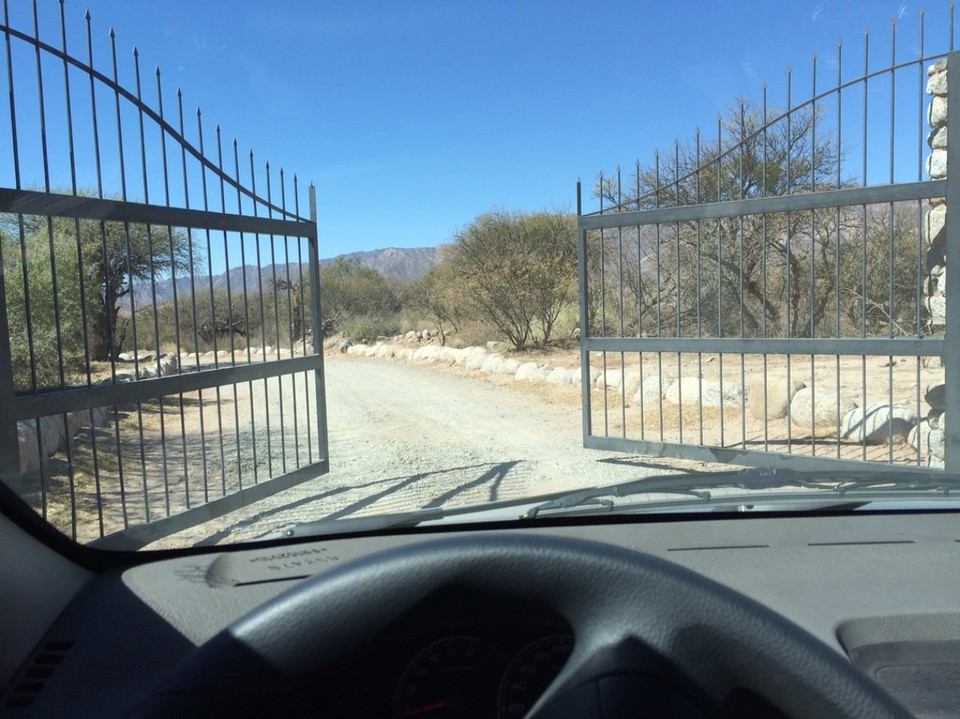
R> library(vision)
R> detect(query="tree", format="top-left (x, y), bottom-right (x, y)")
top-left (318, 258), bottom-right (403, 338)
top-left (5, 203), bottom-right (195, 361)
top-left (1, 222), bottom-right (86, 390)
top-left (406, 255), bottom-right (470, 344)
top-left (592, 101), bottom-right (865, 339)
top-left (447, 210), bottom-right (577, 350)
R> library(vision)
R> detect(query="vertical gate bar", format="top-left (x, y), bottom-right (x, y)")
top-left (715, 117), bottom-right (725, 446)
top-left (835, 40), bottom-right (844, 458)
top-left (111, 28), bottom-right (151, 522)
top-left (174, 88), bottom-right (197, 504)
top-left (198, 112), bottom-right (227, 496)
top-left (634, 166), bottom-right (645, 439)
top-left (281, 170), bottom-right (300, 468)
top-left (249, 151), bottom-right (273, 480)
top-left (577, 181), bottom-right (591, 444)
top-left (942, 50), bottom-right (960, 471)
top-left (860, 29), bottom-right (870, 460)
top-left (0, 225), bottom-right (20, 499)
top-left (266, 164), bottom-right (288, 473)
top-left (4, 0), bottom-right (22, 189)
top-left (915, 16), bottom-right (925, 466)
top-left (34, 1), bottom-right (68, 391)
top-left (308, 184), bottom-right (329, 468)
top-left (598, 172), bottom-right (608, 438)
top-left (136, 50), bottom-right (172, 516)
top-left (888, 21), bottom-right (897, 458)
top-left (785, 66), bottom-right (795, 455)
top-left (737, 104), bottom-right (745, 448)
top-left (61, 2), bottom-right (104, 534)
top-left (233, 139), bottom-right (256, 486)
top-left (673, 145), bottom-right (684, 444)
top-left (615, 170), bottom-right (626, 438)
top-left (178, 98), bottom-right (207, 502)
top-left (812, 57), bottom-right (821, 455)
top-left (218, 128), bottom-right (243, 491)
top-left (295, 176), bottom-right (314, 464)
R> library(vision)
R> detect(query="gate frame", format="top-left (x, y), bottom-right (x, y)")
top-left (0, 4), bottom-right (330, 549)
top-left (577, 50), bottom-right (960, 474)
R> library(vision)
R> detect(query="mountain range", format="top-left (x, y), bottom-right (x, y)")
top-left (134, 246), bottom-right (439, 305)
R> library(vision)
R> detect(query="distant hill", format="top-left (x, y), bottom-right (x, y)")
top-left (320, 247), bottom-right (439, 280)
top-left (135, 246), bottom-right (439, 305)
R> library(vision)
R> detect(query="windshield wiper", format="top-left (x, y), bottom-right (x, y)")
top-left (524, 466), bottom-right (960, 518)
top-left (273, 506), bottom-right (446, 540)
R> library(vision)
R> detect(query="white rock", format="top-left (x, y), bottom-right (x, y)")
top-left (928, 125), bottom-right (948, 151)
top-left (925, 205), bottom-right (947, 245)
top-left (546, 367), bottom-right (573, 385)
top-left (480, 353), bottom-right (505, 374)
top-left (927, 428), bottom-right (946, 460)
top-left (18, 422), bottom-right (40, 474)
top-left (464, 347), bottom-right (489, 370)
top-left (413, 345), bottom-right (443, 363)
top-left (635, 375), bottom-right (667, 406)
top-left (908, 417), bottom-right (932, 453)
top-left (515, 362), bottom-right (543, 382)
top-left (665, 377), bottom-right (744, 407)
top-left (159, 353), bottom-right (179, 376)
top-left (927, 64), bottom-right (948, 95)
top-left (840, 403), bottom-right (918, 445)
top-left (440, 347), bottom-right (464, 364)
top-left (501, 358), bottom-right (522, 376)
top-left (929, 95), bottom-right (948, 127)
top-left (927, 148), bottom-right (948, 179)
top-left (790, 387), bottom-right (858, 432)
top-left (748, 377), bottom-right (806, 420)
top-left (38, 416), bottom-right (64, 457)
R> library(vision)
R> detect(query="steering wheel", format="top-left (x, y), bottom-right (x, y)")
top-left (139, 533), bottom-right (910, 717)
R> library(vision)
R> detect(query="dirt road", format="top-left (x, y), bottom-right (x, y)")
top-left (155, 355), bottom-right (678, 547)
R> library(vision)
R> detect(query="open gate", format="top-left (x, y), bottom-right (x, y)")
top-left (0, 1), bottom-right (329, 548)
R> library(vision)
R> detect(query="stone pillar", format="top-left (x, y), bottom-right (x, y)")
top-left (920, 59), bottom-right (948, 467)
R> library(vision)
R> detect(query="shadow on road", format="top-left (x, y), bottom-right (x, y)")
top-left (195, 460), bottom-right (523, 547)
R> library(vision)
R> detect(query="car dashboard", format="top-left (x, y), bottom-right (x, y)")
top-left (3, 510), bottom-right (960, 717)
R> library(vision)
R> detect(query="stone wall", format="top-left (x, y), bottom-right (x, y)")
top-left (918, 59), bottom-right (948, 467)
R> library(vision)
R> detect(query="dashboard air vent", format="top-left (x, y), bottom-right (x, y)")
top-left (1, 640), bottom-right (73, 709)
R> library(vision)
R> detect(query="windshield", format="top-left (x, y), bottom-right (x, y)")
top-left (0, 1), bottom-right (954, 551)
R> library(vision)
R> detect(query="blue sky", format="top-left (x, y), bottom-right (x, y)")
top-left (3, 1), bottom-right (952, 260)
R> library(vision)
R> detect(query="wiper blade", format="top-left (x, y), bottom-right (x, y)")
top-left (274, 506), bottom-right (445, 539)
top-left (524, 466), bottom-right (960, 518)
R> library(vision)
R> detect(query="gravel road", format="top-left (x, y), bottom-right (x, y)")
top-left (155, 355), bottom-right (679, 547)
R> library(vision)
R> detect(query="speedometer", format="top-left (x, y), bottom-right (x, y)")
top-left (393, 636), bottom-right (506, 718)
top-left (497, 634), bottom-right (574, 718)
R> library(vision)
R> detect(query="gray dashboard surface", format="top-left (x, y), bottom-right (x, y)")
top-left (13, 511), bottom-right (960, 717)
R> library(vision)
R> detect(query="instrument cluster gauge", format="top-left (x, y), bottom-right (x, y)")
top-left (393, 636), bottom-right (506, 718)
top-left (497, 635), bottom-right (574, 718)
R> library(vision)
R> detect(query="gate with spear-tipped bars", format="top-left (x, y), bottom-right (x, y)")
top-left (578, 8), bottom-right (959, 473)
top-left (0, 1), bottom-right (328, 548)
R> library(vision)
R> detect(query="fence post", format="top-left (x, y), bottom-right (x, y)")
top-left (0, 261), bottom-right (20, 493)
top-left (944, 51), bottom-right (960, 472)
top-left (308, 184), bottom-right (330, 466)
top-left (576, 181), bottom-right (592, 446)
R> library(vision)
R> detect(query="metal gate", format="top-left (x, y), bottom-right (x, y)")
top-left (578, 15), bottom-right (959, 473)
top-left (0, 2), bottom-right (328, 548)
